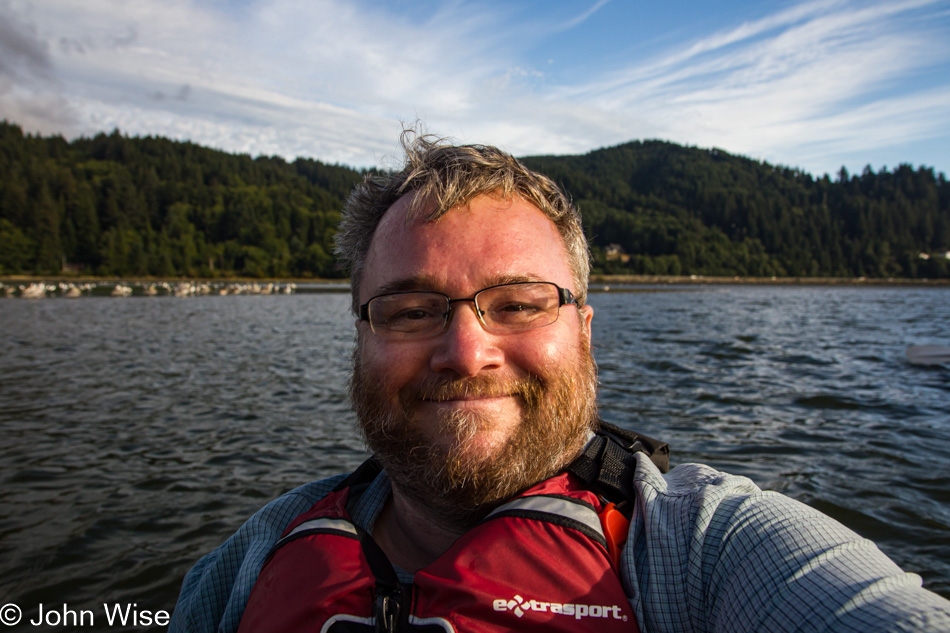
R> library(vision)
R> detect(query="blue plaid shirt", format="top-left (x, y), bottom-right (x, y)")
top-left (169, 455), bottom-right (950, 632)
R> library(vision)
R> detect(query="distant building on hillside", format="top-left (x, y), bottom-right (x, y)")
top-left (606, 244), bottom-right (630, 264)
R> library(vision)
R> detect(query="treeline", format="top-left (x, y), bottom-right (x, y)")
top-left (523, 143), bottom-right (949, 278)
top-left (1, 121), bottom-right (948, 279)
top-left (0, 122), bottom-right (360, 278)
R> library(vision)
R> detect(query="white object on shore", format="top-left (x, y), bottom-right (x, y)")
top-left (906, 345), bottom-right (950, 366)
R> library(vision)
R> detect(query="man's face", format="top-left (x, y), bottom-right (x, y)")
top-left (351, 193), bottom-right (597, 528)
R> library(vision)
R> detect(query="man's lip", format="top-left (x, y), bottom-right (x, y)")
top-left (418, 394), bottom-right (520, 410)
top-left (422, 394), bottom-right (513, 403)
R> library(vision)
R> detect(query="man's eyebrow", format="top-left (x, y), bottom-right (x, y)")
top-left (372, 276), bottom-right (434, 295)
top-left (371, 273), bottom-right (548, 297)
top-left (483, 273), bottom-right (549, 288)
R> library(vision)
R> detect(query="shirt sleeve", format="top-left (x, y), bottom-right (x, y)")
top-left (168, 475), bottom-right (346, 633)
top-left (622, 456), bottom-right (950, 633)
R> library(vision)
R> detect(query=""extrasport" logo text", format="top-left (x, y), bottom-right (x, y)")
top-left (493, 594), bottom-right (627, 621)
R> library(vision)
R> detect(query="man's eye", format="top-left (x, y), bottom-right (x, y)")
top-left (490, 302), bottom-right (548, 324)
top-left (401, 308), bottom-right (437, 320)
top-left (498, 302), bottom-right (539, 313)
top-left (388, 307), bottom-right (440, 322)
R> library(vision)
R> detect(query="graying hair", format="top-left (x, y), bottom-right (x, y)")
top-left (334, 131), bottom-right (591, 312)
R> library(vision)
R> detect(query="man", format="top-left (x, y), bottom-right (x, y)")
top-left (171, 134), bottom-right (950, 632)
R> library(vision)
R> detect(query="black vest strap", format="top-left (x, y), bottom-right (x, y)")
top-left (331, 458), bottom-right (413, 632)
top-left (333, 456), bottom-right (384, 493)
top-left (564, 420), bottom-right (670, 516)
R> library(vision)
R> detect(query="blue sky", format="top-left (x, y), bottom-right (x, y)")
top-left (2, 0), bottom-right (949, 178)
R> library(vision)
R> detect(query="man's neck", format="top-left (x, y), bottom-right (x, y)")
top-left (372, 487), bottom-right (464, 573)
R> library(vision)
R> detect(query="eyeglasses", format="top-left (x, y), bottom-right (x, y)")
top-left (360, 281), bottom-right (578, 339)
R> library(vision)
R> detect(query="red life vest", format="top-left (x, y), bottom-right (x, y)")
top-left (237, 471), bottom-right (640, 633)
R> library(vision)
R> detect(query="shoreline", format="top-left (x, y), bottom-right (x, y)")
top-left (2, 274), bottom-right (948, 288)
top-left (588, 274), bottom-right (950, 287)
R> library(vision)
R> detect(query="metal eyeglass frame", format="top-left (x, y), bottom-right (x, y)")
top-left (359, 281), bottom-right (578, 338)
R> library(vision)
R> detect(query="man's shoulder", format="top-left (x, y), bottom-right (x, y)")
top-left (233, 474), bottom-right (351, 542)
top-left (633, 456), bottom-right (760, 499)
top-left (628, 456), bottom-right (828, 548)
top-left (625, 457), bottom-right (950, 632)
top-left (169, 473), bottom-right (349, 633)
top-left (261, 475), bottom-right (350, 519)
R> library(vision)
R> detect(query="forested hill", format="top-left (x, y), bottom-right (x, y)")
top-left (523, 142), bottom-right (949, 278)
top-left (1, 121), bottom-right (948, 279)
top-left (0, 122), bottom-right (361, 279)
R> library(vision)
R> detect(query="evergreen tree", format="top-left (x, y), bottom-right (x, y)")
top-left (0, 121), bottom-right (946, 280)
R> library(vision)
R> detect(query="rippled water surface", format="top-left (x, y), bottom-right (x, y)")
top-left (1, 285), bottom-right (948, 623)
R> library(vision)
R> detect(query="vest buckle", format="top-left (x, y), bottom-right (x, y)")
top-left (374, 588), bottom-right (401, 632)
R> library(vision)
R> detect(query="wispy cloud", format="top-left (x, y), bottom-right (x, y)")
top-left (0, 0), bottom-right (947, 175)
top-left (513, 0), bottom-right (950, 173)
top-left (558, 0), bottom-right (613, 32)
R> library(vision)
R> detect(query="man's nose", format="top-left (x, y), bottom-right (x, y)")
top-left (428, 302), bottom-right (503, 377)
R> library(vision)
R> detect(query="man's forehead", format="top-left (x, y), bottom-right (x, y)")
top-left (372, 192), bottom-right (427, 240)
top-left (361, 193), bottom-right (571, 301)
top-left (371, 272), bottom-right (550, 296)
top-left (378, 190), bottom-right (511, 228)
top-left (378, 191), bottom-right (552, 235)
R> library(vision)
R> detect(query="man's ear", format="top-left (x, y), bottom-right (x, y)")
top-left (580, 304), bottom-right (594, 341)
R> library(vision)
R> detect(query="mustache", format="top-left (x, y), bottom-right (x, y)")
top-left (404, 374), bottom-right (545, 404)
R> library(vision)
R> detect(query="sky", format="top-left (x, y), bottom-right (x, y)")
top-left (2, 0), bottom-right (949, 178)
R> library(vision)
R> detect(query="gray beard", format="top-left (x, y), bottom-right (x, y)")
top-left (349, 335), bottom-right (598, 531)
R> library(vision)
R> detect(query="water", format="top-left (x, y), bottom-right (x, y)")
top-left (1, 286), bottom-right (948, 627)
top-left (593, 285), bottom-right (950, 597)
